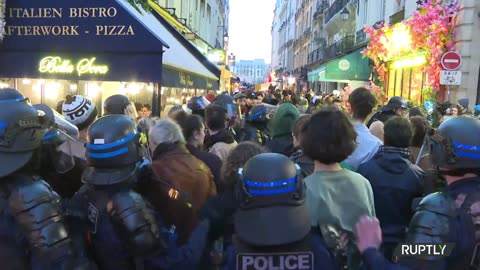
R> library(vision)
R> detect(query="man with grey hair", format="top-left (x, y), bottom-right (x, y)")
top-left (140, 119), bottom-right (216, 244)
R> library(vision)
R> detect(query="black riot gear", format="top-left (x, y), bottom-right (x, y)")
top-left (235, 153), bottom-right (308, 246)
top-left (417, 117), bottom-right (480, 175)
top-left (83, 114), bottom-right (144, 185)
top-left (367, 96), bottom-right (408, 127)
top-left (429, 116), bottom-right (480, 171)
top-left (34, 104), bottom-right (80, 173)
top-left (0, 90), bottom-right (43, 177)
top-left (213, 93), bottom-right (240, 118)
top-left (187, 96), bottom-right (210, 117)
top-left (0, 89), bottom-right (91, 269)
top-left (104, 94), bottom-right (138, 120)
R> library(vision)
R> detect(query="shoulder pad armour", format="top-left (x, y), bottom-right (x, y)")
top-left (405, 192), bottom-right (455, 260)
top-left (7, 175), bottom-right (73, 259)
top-left (109, 191), bottom-right (162, 254)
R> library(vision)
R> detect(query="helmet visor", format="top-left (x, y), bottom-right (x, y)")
top-left (124, 102), bottom-right (138, 121)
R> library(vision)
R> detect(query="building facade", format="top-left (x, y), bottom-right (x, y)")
top-left (231, 59), bottom-right (270, 84)
top-left (271, 0), bottom-right (282, 70)
top-left (271, 0), bottom-right (297, 89)
top-left (293, 0), bottom-right (313, 92)
top-left (154, 0), bottom-right (229, 54)
top-left (357, 0), bottom-right (479, 106)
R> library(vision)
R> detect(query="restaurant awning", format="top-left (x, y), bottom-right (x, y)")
top-left (126, 2), bottom-right (221, 90)
top-left (0, 0), bottom-right (220, 90)
top-left (325, 48), bottom-right (371, 81)
top-left (0, 0), bottom-right (170, 82)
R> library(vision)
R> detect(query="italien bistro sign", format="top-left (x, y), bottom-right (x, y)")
top-left (0, 0), bottom-right (166, 82)
top-left (5, 7), bottom-right (135, 36)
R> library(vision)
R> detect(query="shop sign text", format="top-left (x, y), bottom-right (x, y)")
top-left (179, 72), bottom-right (194, 87)
top-left (39, 56), bottom-right (109, 77)
top-left (5, 7), bottom-right (135, 36)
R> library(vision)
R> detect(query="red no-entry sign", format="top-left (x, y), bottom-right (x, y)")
top-left (441, 51), bottom-right (462, 70)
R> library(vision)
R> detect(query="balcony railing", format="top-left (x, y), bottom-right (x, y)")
top-left (307, 35), bottom-right (355, 65)
top-left (389, 9), bottom-right (405, 24)
top-left (325, 0), bottom-right (350, 24)
top-left (313, 0), bottom-right (329, 20)
top-left (355, 29), bottom-right (367, 44)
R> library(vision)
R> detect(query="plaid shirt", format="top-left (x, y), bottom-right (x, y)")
top-left (378, 146), bottom-right (411, 159)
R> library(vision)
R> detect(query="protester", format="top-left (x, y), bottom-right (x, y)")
top-left (344, 87), bottom-right (382, 171)
top-left (357, 117), bottom-right (425, 260)
top-left (301, 107), bottom-right (375, 270)
top-left (290, 114), bottom-right (314, 178)
top-left (141, 119), bottom-right (216, 244)
top-left (204, 104), bottom-right (238, 160)
top-left (266, 102), bottom-right (300, 156)
top-left (172, 111), bottom-right (223, 191)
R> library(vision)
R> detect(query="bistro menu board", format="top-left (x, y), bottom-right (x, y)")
top-left (0, 0), bottom-right (166, 82)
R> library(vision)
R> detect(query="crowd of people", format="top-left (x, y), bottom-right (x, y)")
top-left (0, 85), bottom-right (479, 270)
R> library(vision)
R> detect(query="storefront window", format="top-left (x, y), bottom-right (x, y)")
top-left (386, 66), bottom-right (426, 104)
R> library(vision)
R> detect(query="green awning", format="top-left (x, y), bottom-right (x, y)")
top-left (307, 66), bottom-right (324, 82)
top-left (325, 48), bottom-right (371, 81)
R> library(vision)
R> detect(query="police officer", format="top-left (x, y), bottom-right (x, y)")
top-left (73, 114), bottom-right (213, 270)
top-left (103, 94), bottom-right (138, 120)
top-left (237, 104), bottom-right (272, 145)
top-left (356, 116), bottom-right (480, 270)
top-left (367, 96), bottom-right (408, 128)
top-left (223, 153), bottom-right (336, 270)
top-left (0, 89), bottom-right (89, 269)
top-left (212, 93), bottom-right (241, 137)
top-left (34, 104), bottom-right (84, 198)
top-left (188, 96), bottom-right (210, 118)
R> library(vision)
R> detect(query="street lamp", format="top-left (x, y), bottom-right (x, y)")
top-left (341, 8), bottom-right (349, 22)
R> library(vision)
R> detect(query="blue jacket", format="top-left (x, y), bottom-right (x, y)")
top-left (357, 150), bottom-right (424, 245)
top-left (222, 232), bottom-right (337, 270)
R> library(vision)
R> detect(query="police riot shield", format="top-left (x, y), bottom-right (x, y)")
top-left (415, 128), bottom-right (436, 166)
top-left (35, 104), bottom-right (80, 173)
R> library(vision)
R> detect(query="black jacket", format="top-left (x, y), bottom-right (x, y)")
top-left (186, 144), bottom-right (223, 192)
top-left (357, 149), bottom-right (424, 245)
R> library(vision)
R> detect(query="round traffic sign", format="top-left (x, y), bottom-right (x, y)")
top-left (441, 51), bottom-right (462, 70)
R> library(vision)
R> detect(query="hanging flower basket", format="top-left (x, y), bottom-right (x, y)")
top-left (362, 0), bottom-right (460, 90)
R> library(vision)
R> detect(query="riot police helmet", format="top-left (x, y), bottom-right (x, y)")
top-left (422, 117), bottom-right (480, 172)
top-left (213, 93), bottom-right (239, 118)
top-left (247, 104), bottom-right (276, 123)
top-left (235, 153), bottom-right (309, 246)
top-left (0, 89), bottom-right (44, 177)
top-left (82, 114), bottom-right (144, 185)
top-left (382, 96), bottom-right (408, 112)
top-left (34, 104), bottom-right (80, 173)
top-left (187, 96), bottom-right (210, 116)
top-left (103, 94), bottom-right (138, 120)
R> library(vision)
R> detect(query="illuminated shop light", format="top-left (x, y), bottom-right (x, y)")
top-left (0, 83), bottom-right (9, 88)
top-left (45, 81), bottom-right (60, 100)
top-left (70, 83), bottom-right (78, 91)
top-left (22, 79), bottom-right (31, 85)
top-left (147, 83), bottom-right (154, 91)
top-left (390, 55), bottom-right (427, 69)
